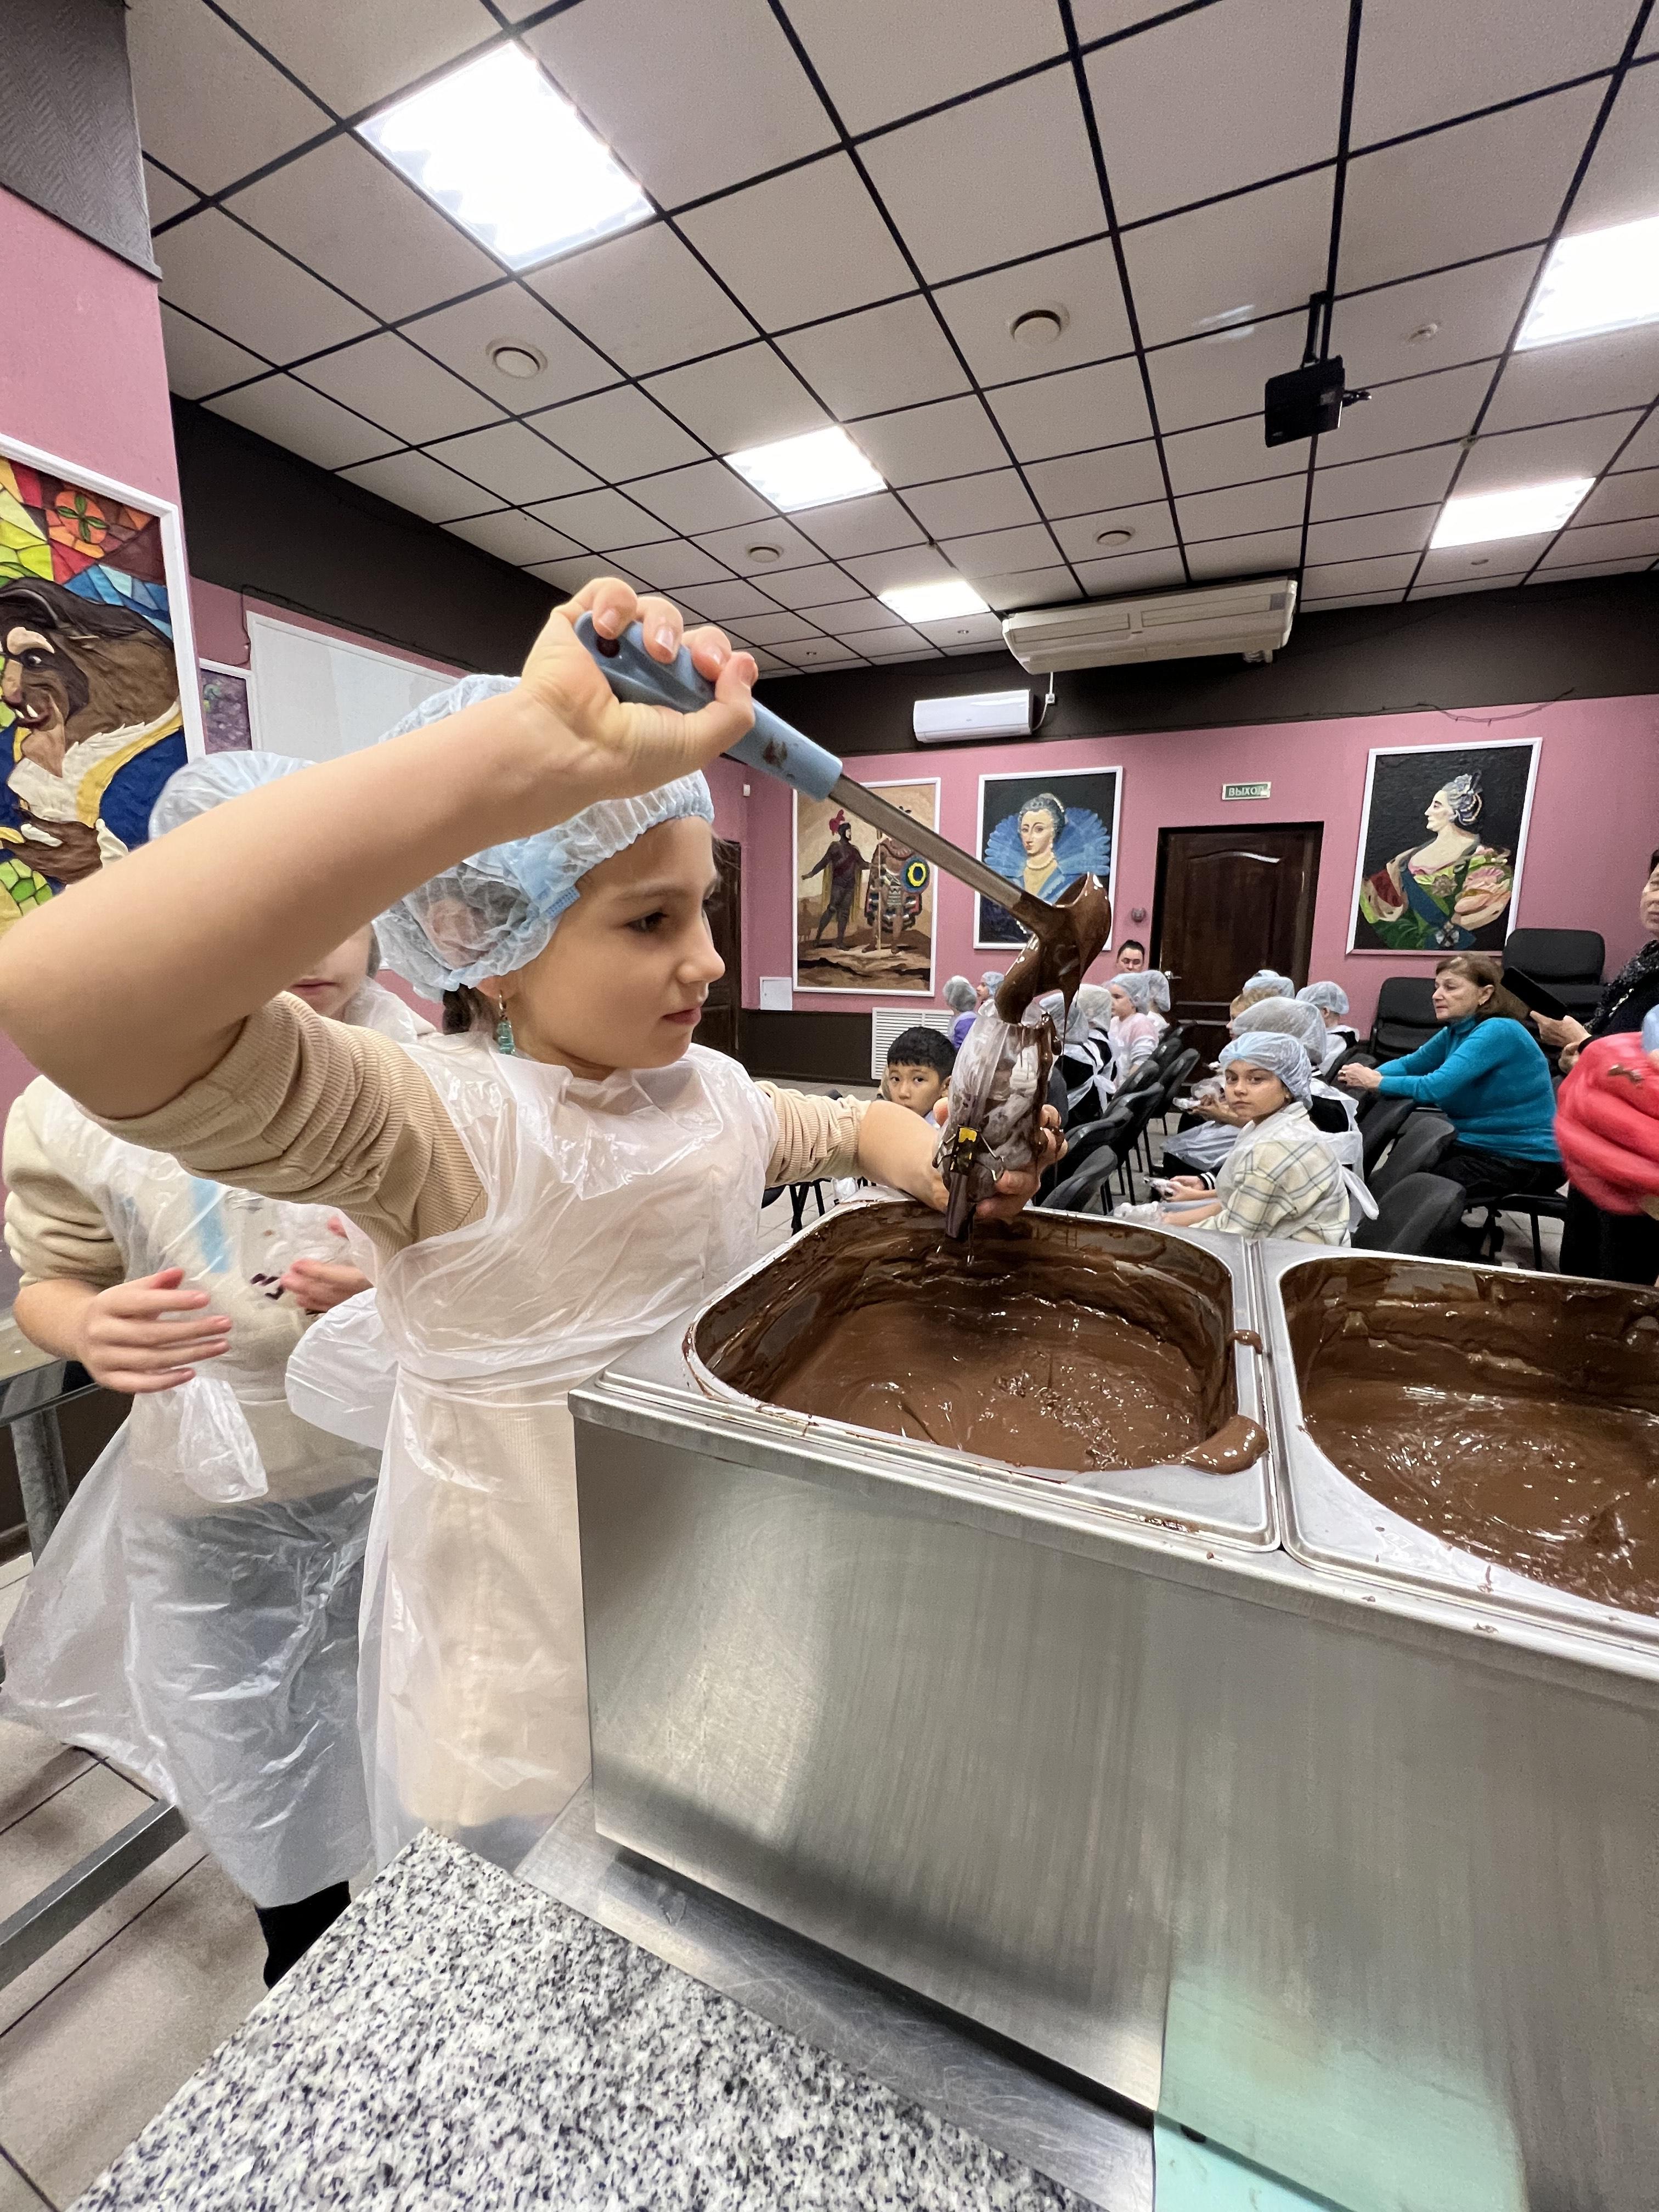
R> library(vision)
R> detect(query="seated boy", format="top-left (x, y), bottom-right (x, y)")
top-left (882, 1026), bottom-right (956, 1118)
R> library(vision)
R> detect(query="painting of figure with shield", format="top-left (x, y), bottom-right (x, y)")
top-left (794, 779), bottom-right (939, 995)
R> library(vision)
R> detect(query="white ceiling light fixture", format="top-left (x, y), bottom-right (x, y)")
top-left (1517, 212), bottom-right (1659, 351)
top-left (878, 579), bottom-right (991, 623)
top-left (725, 427), bottom-right (885, 511)
top-left (1430, 477), bottom-right (1594, 549)
top-left (360, 46), bottom-right (650, 272)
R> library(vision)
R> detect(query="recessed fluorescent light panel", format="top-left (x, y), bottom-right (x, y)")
top-left (1430, 477), bottom-right (1593, 549)
top-left (879, 579), bottom-right (991, 623)
top-left (361, 46), bottom-right (650, 271)
top-left (1517, 212), bottom-right (1659, 350)
top-left (725, 427), bottom-right (885, 511)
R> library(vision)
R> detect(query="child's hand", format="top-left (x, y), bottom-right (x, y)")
top-left (1166, 1175), bottom-right (1210, 1199)
top-left (517, 579), bottom-right (759, 811)
top-left (72, 1267), bottom-right (231, 1395)
top-left (278, 1259), bottom-right (373, 1314)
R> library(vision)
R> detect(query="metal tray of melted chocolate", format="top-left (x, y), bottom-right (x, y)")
top-left (684, 1199), bottom-right (1278, 1549)
top-left (1262, 1246), bottom-right (1659, 1649)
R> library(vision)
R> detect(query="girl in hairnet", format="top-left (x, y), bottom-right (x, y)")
top-left (0, 582), bottom-right (1059, 1870)
top-left (1156, 1031), bottom-right (1349, 1244)
top-left (1296, 980), bottom-right (1358, 1071)
top-left (0, 752), bottom-right (432, 1984)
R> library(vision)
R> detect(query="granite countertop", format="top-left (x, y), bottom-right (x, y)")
top-left (71, 1831), bottom-right (1101, 2211)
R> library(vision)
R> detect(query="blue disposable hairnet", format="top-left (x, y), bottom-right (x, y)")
top-left (1242, 968), bottom-right (1296, 999)
top-left (1297, 980), bottom-right (1351, 1018)
top-left (371, 674), bottom-right (715, 996)
top-left (943, 975), bottom-right (977, 1012)
top-left (980, 970), bottom-right (1005, 992)
top-left (149, 749), bottom-right (311, 838)
top-left (1229, 995), bottom-right (1327, 1059)
top-left (1220, 1030), bottom-right (1312, 1104)
top-left (1111, 969), bottom-right (1171, 1016)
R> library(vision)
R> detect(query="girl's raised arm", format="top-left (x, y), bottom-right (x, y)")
top-left (0, 583), bottom-right (754, 1119)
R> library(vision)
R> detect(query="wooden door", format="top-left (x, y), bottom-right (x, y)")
top-left (699, 836), bottom-right (742, 1059)
top-left (1153, 823), bottom-right (1323, 1061)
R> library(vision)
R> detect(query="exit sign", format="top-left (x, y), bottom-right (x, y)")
top-left (1222, 780), bottom-right (1271, 800)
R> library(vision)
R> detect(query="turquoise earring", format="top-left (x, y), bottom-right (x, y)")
top-left (493, 998), bottom-right (516, 1056)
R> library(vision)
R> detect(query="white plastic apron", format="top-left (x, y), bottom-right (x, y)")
top-left (360, 1035), bottom-right (774, 1864)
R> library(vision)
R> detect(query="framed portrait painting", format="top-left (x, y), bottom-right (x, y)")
top-left (1347, 738), bottom-right (1539, 955)
top-left (0, 436), bottom-right (204, 934)
top-left (794, 778), bottom-right (940, 996)
top-left (975, 768), bottom-right (1121, 947)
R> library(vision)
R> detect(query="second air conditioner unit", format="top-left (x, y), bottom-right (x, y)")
top-left (1002, 577), bottom-right (1298, 672)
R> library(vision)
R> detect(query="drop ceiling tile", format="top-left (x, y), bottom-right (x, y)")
top-left (223, 0), bottom-right (498, 114)
top-left (1121, 168), bottom-right (1333, 347)
top-left (729, 611), bottom-right (829, 646)
top-left (848, 624), bottom-right (932, 657)
top-left (340, 450), bottom-right (500, 523)
top-left (750, 652), bottom-right (794, 674)
top-left (1339, 83), bottom-right (1605, 293)
top-left (143, 160), bottom-right (197, 226)
top-left (1612, 412), bottom-right (1659, 473)
top-left (1086, 0), bottom-right (1348, 225)
top-left (1457, 411), bottom-right (1644, 493)
top-left (1482, 326), bottom-right (1659, 433)
top-left (445, 510), bottom-right (579, 566)
top-left (791, 494), bottom-right (926, 561)
top-left (690, 519), bottom-right (821, 573)
top-left (1309, 443), bottom-right (1460, 520)
top-left (127, 0), bottom-right (329, 194)
top-left (939, 523), bottom-right (1057, 577)
top-left (1179, 477), bottom-right (1308, 542)
top-left (775, 637), bottom-right (864, 669)
top-left (229, 137), bottom-right (500, 321)
top-left (1573, 466), bottom-right (1659, 526)
top-left (903, 471), bottom-right (1039, 538)
top-left (1302, 554), bottom-right (1422, 597)
top-left (622, 540), bottom-right (738, 590)
top-left (1350, 0), bottom-right (1636, 144)
top-left (298, 332), bottom-right (504, 443)
top-left (623, 461), bottom-right (771, 535)
top-left (1186, 528), bottom-right (1304, 579)
top-left (680, 578), bottom-right (787, 620)
top-left (1570, 54), bottom-right (1659, 232)
top-left (1304, 510), bottom-right (1438, 564)
top-left (1412, 572), bottom-right (1529, 596)
top-left (975, 567), bottom-right (1082, 610)
top-left (1415, 539), bottom-right (1554, 586)
top-left (860, 71), bottom-right (1105, 285)
top-left (779, 298), bottom-right (967, 421)
top-left (160, 305), bottom-right (268, 398)
top-left (1074, 548), bottom-right (1189, 595)
top-left (916, 611), bottom-right (1005, 648)
top-left (784, 0), bottom-right (1065, 135)
top-left (207, 374), bottom-right (402, 469)
top-left (1315, 359), bottom-right (1493, 467)
top-left (988, 357), bottom-right (1152, 464)
top-left (1528, 555), bottom-right (1657, 582)
top-left (528, 224), bottom-right (755, 376)
top-left (158, 208), bottom-right (375, 360)
top-left (529, 385), bottom-right (705, 480)
top-left (851, 397), bottom-right (1008, 486)
top-left (1161, 416), bottom-right (1302, 496)
top-left (1329, 249), bottom-right (1540, 390)
top-left (402, 286), bottom-right (617, 411)
top-left (528, 488), bottom-right (678, 551)
top-left (1049, 500), bottom-right (1178, 561)
top-left (424, 421), bottom-right (597, 504)
top-left (643, 344), bottom-right (827, 453)
top-left (1024, 439), bottom-right (1169, 515)
top-left (527, 555), bottom-right (650, 594)
top-left (844, 545), bottom-right (955, 595)
top-left (816, 600), bottom-right (906, 635)
top-left (526, 0), bottom-right (834, 204)
top-left (1146, 314), bottom-right (1308, 436)
top-left (764, 563), bottom-right (869, 609)
top-left (678, 155), bottom-right (913, 328)
top-left (1073, 0), bottom-right (1175, 33)
top-left (1541, 517), bottom-right (1659, 567)
top-left (1300, 589), bottom-right (1408, 608)
top-left (933, 238), bottom-right (1133, 387)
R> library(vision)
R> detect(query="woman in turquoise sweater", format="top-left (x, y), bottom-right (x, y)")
top-left (1340, 953), bottom-right (1563, 1210)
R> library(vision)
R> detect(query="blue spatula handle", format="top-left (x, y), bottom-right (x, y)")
top-left (573, 614), bottom-right (844, 802)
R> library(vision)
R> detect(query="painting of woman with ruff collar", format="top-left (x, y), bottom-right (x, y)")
top-left (0, 451), bottom-right (195, 933)
top-left (1350, 738), bottom-right (1539, 954)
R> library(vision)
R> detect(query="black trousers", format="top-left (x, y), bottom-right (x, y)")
top-left (1560, 1184), bottom-right (1659, 1284)
top-left (1435, 1146), bottom-right (1564, 1207)
top-left (255, 1882), bottom-right (352, 1988)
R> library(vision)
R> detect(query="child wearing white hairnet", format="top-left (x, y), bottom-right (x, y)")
top-left (1152, 1031), bottom-right (1348, 1244)
top-left (1296, 979), bottom-right (1358, 1070)
top-left (0, 580), bottom-right (1059, 1871)
top-left (0, 752), bottom-right (431, 1985)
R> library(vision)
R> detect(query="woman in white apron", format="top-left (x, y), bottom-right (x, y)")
top-left (0, 752), bottom-right (430, 1983)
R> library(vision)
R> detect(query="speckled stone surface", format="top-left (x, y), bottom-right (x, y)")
top-left (70, 1832), bottom-right (1096, 2211)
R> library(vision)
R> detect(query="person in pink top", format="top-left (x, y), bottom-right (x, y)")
top-left (1104, 970), bottom-right (1169, 1090)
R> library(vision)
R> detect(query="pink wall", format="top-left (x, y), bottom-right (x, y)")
top-left (738, 695), bottom-right (1659, 1034)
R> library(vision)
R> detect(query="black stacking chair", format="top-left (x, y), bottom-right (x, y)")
top-left (1354, 1172), bottom-right (1468, 1254)
top-left (1042, 1119), bottom-right (1136, 1214)
top-left (1469, 1187), bottom-right (1569, 1269)
top-left (1359, 1093), bottom-right (1415, 1178)
top-left (1036, 1097), bottom-right (1135, 1203)
top-left (1136, 1048), bottom-right (1201, 1177)
top-left (1327, 1042), bottom-right (1375, 1084)
top-left (1504, 927), bottom-right (1604, 1023)
top-left (1369, 1109), bottom-right (1455, 1199)
top-left (1369, 977), bottom-right (1438, 1062)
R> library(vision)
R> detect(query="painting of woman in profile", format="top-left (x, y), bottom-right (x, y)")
top-left (976, 769), bottom-right (1119, 947)
top-left (1349, 741), bottom-right (1539, 956)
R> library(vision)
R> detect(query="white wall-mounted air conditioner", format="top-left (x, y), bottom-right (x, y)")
top-left (912, 688), bottom-right (1035, 743)
top-left (1001, 578), bottom-right (1298, 672)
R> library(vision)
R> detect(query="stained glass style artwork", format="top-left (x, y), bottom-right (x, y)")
top-left (0, 447), bottom-right (191, 932)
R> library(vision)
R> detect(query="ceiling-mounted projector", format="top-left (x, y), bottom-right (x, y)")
top-left (1001, 578), bottom-right (1297, 673)
top-left (912, 688), bottom-right (1035, 742)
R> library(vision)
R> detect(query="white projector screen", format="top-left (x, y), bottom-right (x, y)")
top-left (245, 612), bottom-right (456, 761)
